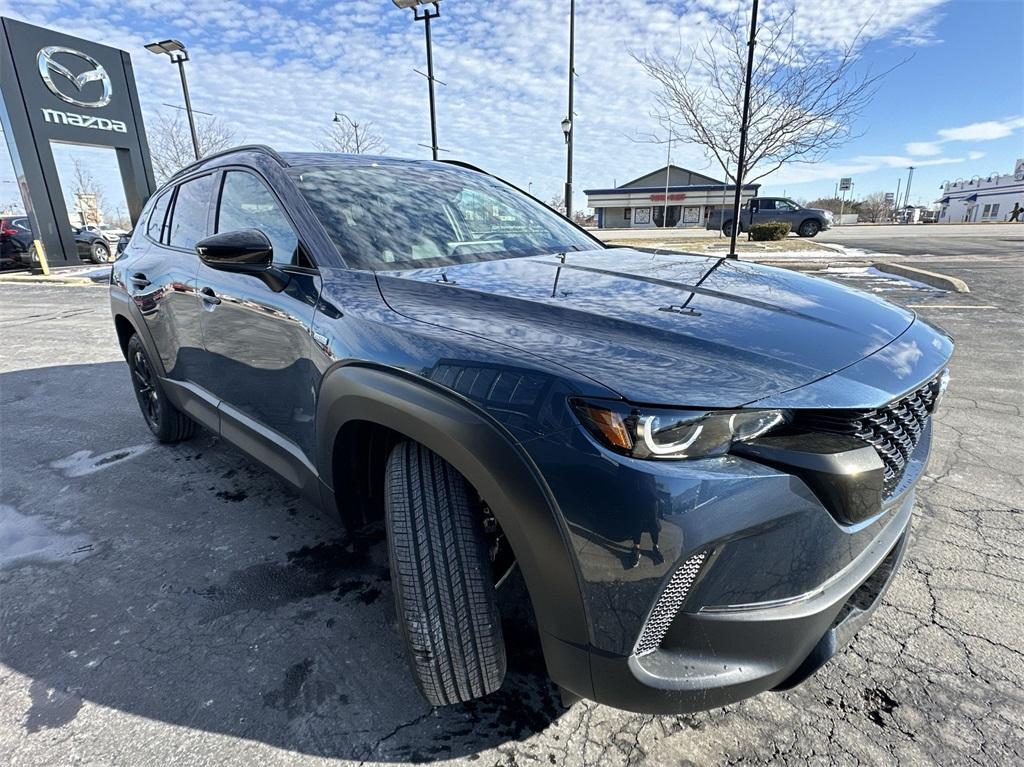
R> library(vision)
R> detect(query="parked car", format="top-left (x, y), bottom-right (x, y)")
top-left (1, 215), bottom-right (34, 270)
top-left (707, 197), bottom-right (833, 237)
top-left (83, 222), bottom-right (128, 243)
top-left (110, 146), bottom-right (953, 714)
top-left (0, 216), bottom-right (113, 267)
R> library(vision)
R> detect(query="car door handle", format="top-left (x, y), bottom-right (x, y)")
top-left (199, 287), bottom-right (221, 306)
top-left (130, 272), bottom-right (150, 288)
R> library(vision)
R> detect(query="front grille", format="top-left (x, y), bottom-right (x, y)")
top-left (634, 551), bottom-right (707, 656)
top-left (796, 375), bottom-right (944, 496)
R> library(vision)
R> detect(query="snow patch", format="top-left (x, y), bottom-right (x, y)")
top-left (0, 504), bottom-right (95, 569)
top-left (51, 444), bottom-right (152, 477)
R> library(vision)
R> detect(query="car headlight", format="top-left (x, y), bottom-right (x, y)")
top-left (571, 399), bottom-right (789, 460)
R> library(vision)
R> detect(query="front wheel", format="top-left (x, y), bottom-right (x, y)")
top-left (90, 241), bottom-right (111, 263)
top-left (385, 441), bottom-right (506, 706)
top-left (798, 220), bottom-right (821, 237)
top-left (127, 334), bottom-right (197, 442)
top-left (722, 220), bottom-right (738, 236)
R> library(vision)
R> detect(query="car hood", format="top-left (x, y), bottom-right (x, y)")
top-left (374, 249), bottom-right (916, 407)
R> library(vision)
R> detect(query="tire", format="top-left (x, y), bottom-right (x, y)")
top-left (798, 219), bottom-right (821, 237)
top-left (385, 441), bottom-right (506, 705)
top-left (90, 241), bottom-right (111, 263)
top-left (127, 334), bottom-right (197, 443)
top-left (722, 220), bottom-right (736, 236)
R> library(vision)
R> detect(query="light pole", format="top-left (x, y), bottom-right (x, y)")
top-left (903, 166), bottom-right (915, 210)
top-left (145, 39), bottom-right (199, 160)
top-left (393, 0), bottom-right (442, 160)
top-left (563, 0), bottom-right (576, 219)
top-left (332, 112), bottom-right (364, 154)
top-left (561, 117), bottom-right (572, 215)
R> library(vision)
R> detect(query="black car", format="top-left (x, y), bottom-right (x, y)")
top-left (0, 215), bottom-right (113, 269)
top-left (110, 146), bottom-right (952, 714)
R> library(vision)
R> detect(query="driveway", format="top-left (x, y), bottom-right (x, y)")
top-left (0, 251), bottom-right (1021, 765)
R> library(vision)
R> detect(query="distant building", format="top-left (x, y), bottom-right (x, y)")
top-left (584, 165), bottom-right (760, 229)
top-left (937, 159), bottom-right (1024, 223)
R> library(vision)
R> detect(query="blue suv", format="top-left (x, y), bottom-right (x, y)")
top-left (110, 146), bottom-right (952, 714)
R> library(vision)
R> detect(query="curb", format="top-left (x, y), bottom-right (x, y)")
top-left (0, 275), bottom-right (99, 286)
top-left (873, 262), bottom-right (970, 293)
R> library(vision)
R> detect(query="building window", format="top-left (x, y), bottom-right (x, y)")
top-left (991, 204), bottom-right (1000, 218)
top-left (633, 207), bottom-right (652, 224)
top-left (982, 204), bottom-right (992, 218)
top-left (623, 207), bottom-right (631, 220)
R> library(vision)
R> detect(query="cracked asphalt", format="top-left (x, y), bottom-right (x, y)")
top-left (1, 241), bottom-right (1022, 765)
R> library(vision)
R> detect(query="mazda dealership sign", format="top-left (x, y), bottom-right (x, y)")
top-left (0, 18), bottom-right (154, 266)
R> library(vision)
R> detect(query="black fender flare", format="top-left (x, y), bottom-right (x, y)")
top-left (110, 289), bottom-right (167, 377)
top-left (315, 363), bottom-right (595, 692)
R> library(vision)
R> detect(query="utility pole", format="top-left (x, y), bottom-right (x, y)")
top-left (393, 1), bottom-right (443, 160)
top-left (728, 0), bottom-right (758, 258)
top-left (422, 5), bottom-right (440, 160)
top-left (564, 0), bottom-right (576, 219)
top-left (894, 177), bottom-right (901, 222)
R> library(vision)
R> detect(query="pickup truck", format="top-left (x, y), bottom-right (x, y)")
top-left (706, 197), bottom-right (833, 237)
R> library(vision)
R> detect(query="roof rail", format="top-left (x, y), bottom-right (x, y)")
top-left (167, 144), bottom-right (286, 182)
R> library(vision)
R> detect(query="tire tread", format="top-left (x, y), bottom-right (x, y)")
top-left (385, 442), bottom-right (505, 705)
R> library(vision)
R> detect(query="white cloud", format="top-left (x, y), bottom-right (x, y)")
top-left (769, 152), bottom-right (969, 185)
top-left (937, 117), bottom-right (1024, 142)
top-left (900, 116), bottom-right (1024, 165)
top-left (0, 0), bottom-right (952, 209)
top-left (906, 141), bottom-right (942, 156)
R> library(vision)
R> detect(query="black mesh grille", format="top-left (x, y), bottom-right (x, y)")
top-left (795, 374), bottom-right (944, 496)
top-left (634, 551), bottom-right (707, 656)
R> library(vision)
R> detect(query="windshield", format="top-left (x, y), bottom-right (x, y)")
top-left (289, 162), bottom-right (600, 270)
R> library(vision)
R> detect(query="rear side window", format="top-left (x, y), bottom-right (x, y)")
top-left (167, 174), bottom-right (214, 250)
top-left (216, 171), bottom-right (303, 267)
top-left (146, 191), bottom-right (172, 242)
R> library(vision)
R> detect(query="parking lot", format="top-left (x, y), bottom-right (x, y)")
top-left (1, 234), bottom-right (1022, 766)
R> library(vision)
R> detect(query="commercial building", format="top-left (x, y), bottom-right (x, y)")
top-left (584, 165), bottom-right (759, 229)
top-left (937, 159), bottom-right (1024, 223)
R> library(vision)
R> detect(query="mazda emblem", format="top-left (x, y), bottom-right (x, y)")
top-left (37, 46), bottom-right (112, 108)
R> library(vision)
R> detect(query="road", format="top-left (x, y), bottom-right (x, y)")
top-left (0, 245), bottom-right (1022, 765)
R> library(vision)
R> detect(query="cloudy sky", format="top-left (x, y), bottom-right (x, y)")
top-left (1, 0), bottom-right (1022, 217)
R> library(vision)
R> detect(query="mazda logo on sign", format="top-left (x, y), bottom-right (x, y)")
top-left (36, 46), bottom-right (112, 108)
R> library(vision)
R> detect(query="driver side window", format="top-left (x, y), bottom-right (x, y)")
top-left (216, 171), bottom-right (306, 267)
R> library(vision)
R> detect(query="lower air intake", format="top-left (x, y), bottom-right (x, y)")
top-left (634, 551), bottom-right (708, 656)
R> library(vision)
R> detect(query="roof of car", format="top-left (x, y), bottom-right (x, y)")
top-left (168, 144), bottom-right (484, 183)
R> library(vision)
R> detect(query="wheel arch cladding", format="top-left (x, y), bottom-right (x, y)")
top-left (315, 364), bottom-right (593, 652)
top-left (113, 312), bottom-right (135, 360)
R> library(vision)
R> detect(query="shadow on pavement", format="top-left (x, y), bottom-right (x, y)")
top-left (0, 362), bottom-right (565, 761)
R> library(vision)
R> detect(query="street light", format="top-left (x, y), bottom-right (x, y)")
top-left (145, 39), bottom-right (200, 161)
top-left (393, 0), bottom-right (442, 160)
top-left (561, 117), bottom-right (571, 144)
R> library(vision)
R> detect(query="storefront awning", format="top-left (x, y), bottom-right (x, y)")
top-left (939, 196), bottom-right (950, 204)
top-left (965, 193), bottom-right (978, 202)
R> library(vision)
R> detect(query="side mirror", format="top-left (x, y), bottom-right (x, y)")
top-left (195, 229), bottom-right (272, 272)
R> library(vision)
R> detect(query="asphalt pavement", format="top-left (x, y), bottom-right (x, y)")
top-left (0, 237), bottom-right (1022, 765)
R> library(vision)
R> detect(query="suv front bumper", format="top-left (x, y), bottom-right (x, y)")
top-left (521, 418), bottom-right (930, 714)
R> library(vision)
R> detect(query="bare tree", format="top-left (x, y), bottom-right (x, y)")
top-left (149, 111), bottom-right (238, 182)
top-left (70, 158), bottom-right (104, 225)
top-left (547, 193), bottom-right (567, 215)
top-left (859, 191), bottom-right (889, 223)
top-left (633, 10), bottom-right (903, 186)
top-left (316, 115), bottom-right (386, 155)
